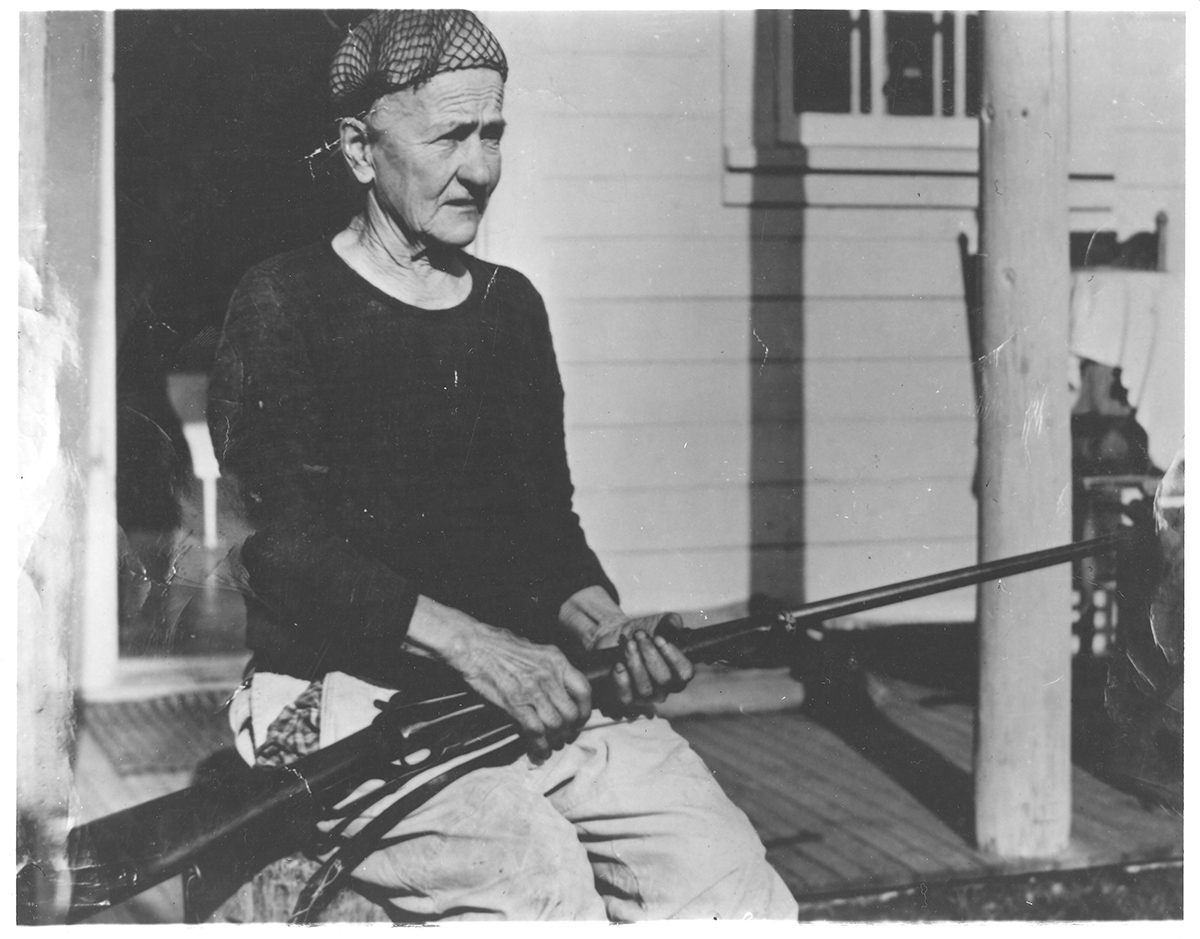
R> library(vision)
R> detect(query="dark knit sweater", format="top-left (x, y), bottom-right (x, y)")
top-left (208, 241), bottom-right (615, 687)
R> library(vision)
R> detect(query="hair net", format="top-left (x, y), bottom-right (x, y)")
top-left (330, 10), bottom-right (508, 116)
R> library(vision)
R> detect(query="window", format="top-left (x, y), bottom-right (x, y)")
top-left (773, 9), bottom-right (982, 163)
top-left (722, 10), bottom-right (1113, 214)
top-left (787, 10), bottom-right (981, 120)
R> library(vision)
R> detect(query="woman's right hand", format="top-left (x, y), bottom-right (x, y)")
top-left (402, 597), bottom-right (592, 761)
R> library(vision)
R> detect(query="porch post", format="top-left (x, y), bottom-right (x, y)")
top-left (974, 11), bottom-right (1073, 857)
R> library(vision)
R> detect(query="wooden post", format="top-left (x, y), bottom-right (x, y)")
top-left (973, 12), bottom-right (1073, 857)
top-left (18, 10), bottom-right (117, 921)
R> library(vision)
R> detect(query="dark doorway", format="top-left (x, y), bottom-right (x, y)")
top-left (114, 10), bottom-right (365, 657)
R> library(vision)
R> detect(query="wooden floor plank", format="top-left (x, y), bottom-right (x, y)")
top-left (691, 733), bottom-right (960, 889)
top-left (683, 713), bottom-right (983, 882)
top-left (718, 711), bottom-right (980, 863)
top-left (790, 778), bottom-right (980, 878)
top-left (696, 748), bottom-right (882, 886)
top-left (676, 675), bottom-right (1180, 896)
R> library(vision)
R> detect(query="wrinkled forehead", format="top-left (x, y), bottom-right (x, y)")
top-left (370, 69), bottom-right (505, 131)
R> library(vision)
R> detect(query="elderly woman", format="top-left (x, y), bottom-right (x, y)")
top-left (210, 10), bottom-right (797, 922)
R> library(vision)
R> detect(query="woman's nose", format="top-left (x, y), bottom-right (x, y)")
top-left (456, 137), bottom-right (496, 189)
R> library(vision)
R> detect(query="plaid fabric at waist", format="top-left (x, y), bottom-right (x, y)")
top-left (255, 679), bottom-right (323, 768)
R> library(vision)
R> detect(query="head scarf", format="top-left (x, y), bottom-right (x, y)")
top-left (329, 10), bottom-right (508, 117)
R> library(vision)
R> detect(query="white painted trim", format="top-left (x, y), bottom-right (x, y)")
top-left (79, 11), bottom-right (120, 697)
top-left (724, 167), bottom-right (1117, 215)
top-left (723, 170), bottom-right (979, 209)
top-left (795, 112), bottom-right (979, 150)
top-left (720, 9), bottom-right (757, 154)
top-left (869, 10), bottom-right (887, 114)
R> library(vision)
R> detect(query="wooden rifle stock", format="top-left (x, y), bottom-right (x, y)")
top-left (64, 715), bottom-right (399, 921)
top-left (59, 531), bottom-right (1124, 922)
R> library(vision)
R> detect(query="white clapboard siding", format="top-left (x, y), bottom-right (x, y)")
top-left (796, 218), bottom-right (977, 612)
top-left (516, 64), bottom-right (721, 118)
top-left (487, 11), bottom-right (718, 58)
top-left (566, 418), bottom-right (976, 493)
top-left (537, 234), bottom-right (970, 302)
top-left (758, 298), bottom-right (971, 363)
top-left (796, 236), bottom-right (970, 300)
top-left (1116, 129), bottom-right (1185, 185)
top-left (727, 172), bottom-right (980, 212)
top-left (574, 485), bottom-right (750, 553)
top-left (597, 547), bottom-right (752, 616)
top-left (799, 479), bottom-right (978, 545)
top-left (1109, 15), bottom-right (1184, 128)
top-left (552, 298), bottom-right (770, 365)
top-left (485, 11), bottom-right (984, 616)
top-left (567, 424), bottom-right (755, 491)
top-left (499, 176), bottom-right (764, 240)
top-left (552, 295), bottom-right (971, 369)
top-left (533, 115), bottom-right (722, 180)
top-left (798, 360), bottom-right (975, 423)
top-left (800, 207), bottom-right (977, 242)
top-left (540, 235), bottom-right (763, 300)
top-left (576, 479), bottom-right (975, 554)
top-left (561, 361), bottom-right (749, 428)
top-left (485, 11), bottom-right (751, 608)
top-left (802, 418), bottom-right (978, 484)
top-left (561, 359), bottom-right (974, 428)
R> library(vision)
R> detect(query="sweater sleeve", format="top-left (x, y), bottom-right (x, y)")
top-left (207, 267), bottom-right (420, 646)
top-left (509, 274), bottom-right (620, 616)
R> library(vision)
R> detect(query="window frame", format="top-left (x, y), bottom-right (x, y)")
top-left (774, 10), bottom-right (980, 168)
top-left (721, 10), bottom-right (1114, 216)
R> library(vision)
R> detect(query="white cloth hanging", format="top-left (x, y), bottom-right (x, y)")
top-left (1069, 269), bottom-right (1184, 469)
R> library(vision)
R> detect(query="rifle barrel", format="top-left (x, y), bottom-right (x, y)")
top-left (784, 530), bottom-right (1125, 625)
top-left (585, 531), bottom-right (1126, 673)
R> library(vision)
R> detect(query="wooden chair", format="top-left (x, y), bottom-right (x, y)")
top-left (957, 214), bottom-right (1168, 656)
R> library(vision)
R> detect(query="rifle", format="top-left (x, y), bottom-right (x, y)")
top-left (58, 532), bottom-right (1123, 923)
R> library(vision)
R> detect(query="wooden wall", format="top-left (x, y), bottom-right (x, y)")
top-left (478, 11), bottom-right (1183, 622)
top-left (1068, 12), bottom-right (1185, 268)
top-left (481, 12), bottom-right (752, 616)
top-left (782, 208), bottom-right (978, 620)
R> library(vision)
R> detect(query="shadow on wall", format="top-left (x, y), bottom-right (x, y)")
top-left (748, 11), bottom-right (806, 608)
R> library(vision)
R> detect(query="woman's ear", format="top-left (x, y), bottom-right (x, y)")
top-left (339, 117), bottom-right (374, 185)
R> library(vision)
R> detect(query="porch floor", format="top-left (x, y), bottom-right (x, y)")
top-left (73, 667), bottom-right (1182, 923)
top-left (674, 674), bottom-right (1181, 900)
